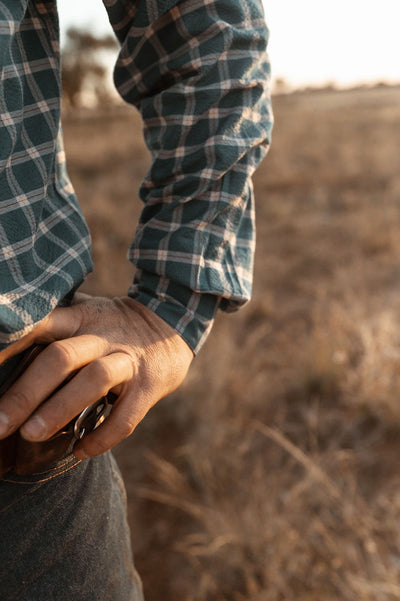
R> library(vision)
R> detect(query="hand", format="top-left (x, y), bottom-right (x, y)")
top-left (0, 294), bottom-right (193, 459)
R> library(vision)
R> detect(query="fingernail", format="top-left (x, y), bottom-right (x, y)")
top-left (21, 415), bottom-right (47, 441)
top-left (0, 412), bottom-right (9, 437)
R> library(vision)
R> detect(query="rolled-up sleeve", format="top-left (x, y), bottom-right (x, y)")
top-left (104, 0), bottom-right (273, 353)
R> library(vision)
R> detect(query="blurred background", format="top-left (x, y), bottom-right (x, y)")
top-left (58, 1), bottom-right (400, 599)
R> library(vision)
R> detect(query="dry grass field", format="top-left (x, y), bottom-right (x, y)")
top-left (63, 84), bottom-right (400, 601)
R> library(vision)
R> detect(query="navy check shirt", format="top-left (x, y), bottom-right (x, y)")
top-left (0, 0), bottom-right (272, 353)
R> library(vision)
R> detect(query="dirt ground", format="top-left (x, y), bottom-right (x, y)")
top-left (63, 84), bottom-right (400, 601)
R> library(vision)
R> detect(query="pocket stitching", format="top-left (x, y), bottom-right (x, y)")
top-left (1, 457), bottom-right (81, 485)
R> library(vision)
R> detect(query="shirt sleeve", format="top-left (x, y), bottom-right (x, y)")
top-left (103, 0), bottom-right (273, 353)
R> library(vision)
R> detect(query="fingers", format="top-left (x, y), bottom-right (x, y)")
top-left (73, 388), bottom-right (149, 459)
top-left (0, 305), bottom-right (83, 364)
top-left (0, 295), bottom-right (193, 462)
top-left (0, 334), bottom-right (108, 439)
top-left (20, 352), bottom-right (134, 442)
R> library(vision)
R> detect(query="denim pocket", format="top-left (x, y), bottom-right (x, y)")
top-left (1, 453), bottom-right (81, 485)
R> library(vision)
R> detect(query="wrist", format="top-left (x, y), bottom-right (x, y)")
top-left (127, 271), bottom-right (220, 355)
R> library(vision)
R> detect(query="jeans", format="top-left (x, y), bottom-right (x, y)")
top-left (0, 451), bottom-right (144, 601)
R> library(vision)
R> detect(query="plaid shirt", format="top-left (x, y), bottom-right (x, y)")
top-left (0, 0), bottom-right (272, 354)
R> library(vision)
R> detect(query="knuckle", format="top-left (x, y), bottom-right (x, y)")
top-left (87, 361), bottom-right (113, 389)
top-left (118, 420), bottom-right (134, 439)
top-left (121, 407), bottom-right (141, 437)
top-left (49, 340), bottom-right (78, 369)
top-left (7, 390), bottom-right (34, 416)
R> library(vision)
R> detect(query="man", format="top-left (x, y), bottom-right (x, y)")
top-left (0, 0), bottom-right (272, 598)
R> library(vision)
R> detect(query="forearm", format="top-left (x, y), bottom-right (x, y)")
top-left (105, 0), bottom-right (273, 352)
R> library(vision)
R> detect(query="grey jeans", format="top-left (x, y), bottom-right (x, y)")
top-left (0, 451), bottom-right (144, 601)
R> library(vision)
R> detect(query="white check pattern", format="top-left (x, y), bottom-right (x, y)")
top-left (0, 0), bottom-right (272, 353)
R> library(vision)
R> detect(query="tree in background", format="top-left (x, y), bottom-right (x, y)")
top-left (62, 28), bottom-right (118, 108)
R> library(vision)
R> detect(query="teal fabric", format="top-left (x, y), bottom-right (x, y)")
top-left (0, 1), bottom-right (93, 346)
top-left (0, 0), bottom-right (272, 353)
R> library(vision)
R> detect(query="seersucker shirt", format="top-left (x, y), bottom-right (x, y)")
top-left (0, 0), bottom-right (273, 354)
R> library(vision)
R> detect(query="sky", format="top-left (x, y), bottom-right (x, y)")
top-left (57, 0), bottom-right (400, 88)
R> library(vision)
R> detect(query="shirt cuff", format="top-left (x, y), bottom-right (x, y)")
top-left (128, 270), bottom-right (220, 354)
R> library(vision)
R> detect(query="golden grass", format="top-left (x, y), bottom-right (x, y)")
top-left (63, 85), bottom-right (400, 600)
